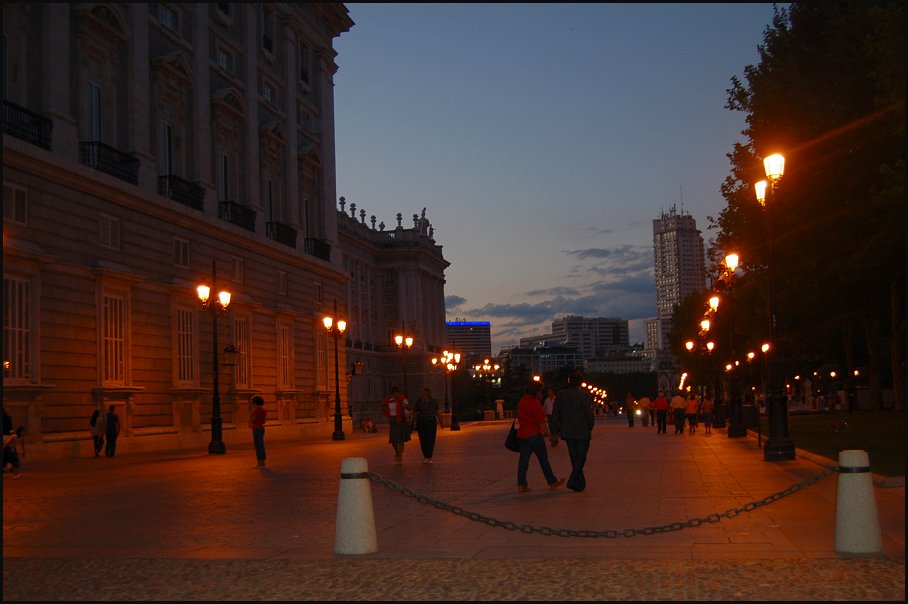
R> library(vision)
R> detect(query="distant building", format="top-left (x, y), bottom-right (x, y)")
top-left (585, 354), bottom-right (652, 374)
top-left (446, 320), bottom-right (492, 363)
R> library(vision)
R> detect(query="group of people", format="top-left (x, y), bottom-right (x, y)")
top-left (637, 390), bottom-right (714, 435)
top-left (382, 385), bottom-right (443, 464)
top-left (89, 405), bottom-right (121, 457)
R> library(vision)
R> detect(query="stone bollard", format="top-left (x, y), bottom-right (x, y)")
top-left (334, 457), bottom-right (378, 555)
top-left (834, 449), bottom-right (882, 554)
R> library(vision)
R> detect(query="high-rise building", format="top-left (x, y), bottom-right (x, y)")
top-left (446, 321), bottom-right (492, 363)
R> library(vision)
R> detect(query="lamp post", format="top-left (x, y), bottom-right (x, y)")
top-left (323, 299), bottom-right (347, 441)
top-left (756, 153), bottom-right (796, 461)
top-left (473, 358), bottom-right (501, 412)
top-left (431, 349), bottom-right (461, 429)
top-left (393, 328), bottom-right (414, 398)
top-left (197, 263), bottom-right (231, 455)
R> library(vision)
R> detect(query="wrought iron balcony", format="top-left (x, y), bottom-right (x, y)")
top-left (218, 200), bottom-right (256, 232)
top-left (158, 175), bottom-right (205, 211)
top-left (304, 237), bottom-right (331, 261)
top-left (3, 100), bottom-right (53, 150)
top-left (79, 141), bottom-right (140, 185)
top-left (266, 221), bottom-right (298, 248)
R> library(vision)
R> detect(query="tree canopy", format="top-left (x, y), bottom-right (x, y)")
top-left (695, 3), bottom-right (904, 408)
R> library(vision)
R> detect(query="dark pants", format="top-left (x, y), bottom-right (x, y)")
top-left (626, 410), bottom-right (635, 427)
top-left (3, 445), bottom-right (20, 470)
top-left (656, 410), bottom-right (667, 433)
top-left (673, 409), bottom-right (686, 433)
top-left (105, 433), bottom-right (118, 457)
top-left (517, 434), bottom-right (557, 487)
top-left (416, 420), bottom-right (437, 459)
top-left (564, 437), bottom-right (591, 492)
top-left (92, 435), bottom-right (104, 456)
top-left (252, 427), bottom-right (266, 462)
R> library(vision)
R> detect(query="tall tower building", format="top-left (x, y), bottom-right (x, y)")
top-left (653, 205), bottom-right (706, 320)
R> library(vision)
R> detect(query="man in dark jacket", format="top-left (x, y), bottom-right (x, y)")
top-left (550, 372), bottom-right (595, 492)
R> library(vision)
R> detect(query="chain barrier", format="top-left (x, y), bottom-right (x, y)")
top-left (369, 464), bottom-right (838, 538)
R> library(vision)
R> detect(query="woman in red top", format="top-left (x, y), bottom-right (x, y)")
top-left (382, 386), bottom-right (411, 463)
top-left (249, 396), bottom-right (267, 468)
top-left (652, 391), bottom-right (669, 434)
top-left (516, 381), bottom-right (564, 492)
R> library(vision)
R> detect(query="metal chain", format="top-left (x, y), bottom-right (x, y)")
top-left (369, 464), bottom-right (838, 538)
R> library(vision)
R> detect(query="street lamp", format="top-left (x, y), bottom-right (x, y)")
top-left (197, 263), bottom-right (231, 455)
top-left (323, 299), bottom-right (347, 441)
top-left (393, 328), bottom-right (414, 398)
top-left (755, 152), bottom-right (795, 461)
top-left (431, 349), bottom-right (461, 429)
top-left (473, 358), bottom-right (501, 412)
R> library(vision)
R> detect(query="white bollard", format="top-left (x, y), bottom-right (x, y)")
top-left (334, 457), bottom-right (378, 555)
top-left (834, 449), bottom-right (882, 554)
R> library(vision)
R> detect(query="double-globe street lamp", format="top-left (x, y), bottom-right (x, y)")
top-left (472, 358), bottom-right (501, 413)
top-left (197, 263), bottom-right (232, 455)
top-left (715, 252), bottom-right (747, 438)
top-left (394, 329), bottom-right (414, 398)
top-left (755, 153), bottom-right (796, 461)
top-left (431, 349), bottom-right (461, 430)
top-left (323, 299), bottom-right (347, 441)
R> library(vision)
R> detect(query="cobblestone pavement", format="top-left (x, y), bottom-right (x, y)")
top-left (3, 416), bottom-right (904, 601)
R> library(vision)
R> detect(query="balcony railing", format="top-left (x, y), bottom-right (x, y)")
top-left (218, 200), bottom-right (256, 232)
top-left (304, 237), bottom-right (331, 261)
top-left (79, 141), bottom-right (140, 185)
top-left (158, 175), bottom-right (205, 211)
top-left (266, 221), bottom-right (298, 248)
top-left (3, 100), bottom-right (53, 150)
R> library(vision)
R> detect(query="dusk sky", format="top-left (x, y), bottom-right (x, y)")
top-left (333, 3), bottom-right (778, 353)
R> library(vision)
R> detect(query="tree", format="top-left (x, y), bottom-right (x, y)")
top-left (712, 3), bottom-right (905, 409)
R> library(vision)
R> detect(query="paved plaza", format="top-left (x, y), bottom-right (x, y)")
top-left (2, 414), bottom-right (904, 600)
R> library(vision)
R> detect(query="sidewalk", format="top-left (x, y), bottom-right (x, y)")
top-left (3, 415), bottom-right (904, 600)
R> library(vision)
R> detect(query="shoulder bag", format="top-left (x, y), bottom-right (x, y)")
top-left (504, 418), bottom-right (520, 452)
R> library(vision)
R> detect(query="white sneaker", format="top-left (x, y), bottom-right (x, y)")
top-left (427, 459), bottom-right (433, 464)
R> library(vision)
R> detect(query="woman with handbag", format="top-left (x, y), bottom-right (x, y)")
top-left (414, 387), bottom-right (442, 463)
top-left (382, 386), bottom-right (411, 463)
top-left (515, 381), bottom-right (565, 493)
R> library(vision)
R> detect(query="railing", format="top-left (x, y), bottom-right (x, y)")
top-left (266, 221), bottom-right (297, 248)
top-left (304, 237), bottom-right (331, 261)
top-left (218, 200), bottom-right (256, 232)
top-left (158, 175), bottom-right (205, 211)
top-left (79, 141), bottom-right (140, 185)
top-left (3, 100), bottom-right (53, 150)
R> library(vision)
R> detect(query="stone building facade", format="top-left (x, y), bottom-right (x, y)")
top-left (1, 3), bottom-right (451, 460)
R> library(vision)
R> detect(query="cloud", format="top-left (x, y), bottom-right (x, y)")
top-left (445, 295), bottom-right (467, 309)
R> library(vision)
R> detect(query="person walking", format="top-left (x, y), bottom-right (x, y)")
top-left (249, 395), bottom-right (267, 468)
top-left (542, 387), bottom-right (556, 429)
top-left (652, 391), bottom-right (669, 434)
top-left (671, 391), bottom-right (687, 435)
top-left (685, 392), bottom-right (700, 434)
top-left (414, 387), bottom-right (442, 463)
top-left (104, 405), bottom-right (120, 457)
top-left (551, 372), bottom-right (595, 493)
top-left (701, 392), bottom-right (715, 434)
top-left (623, 392), bottom-right (636, 428)
top-left (638, 394), bottom-right (651, 427)
top-left (382, 386), bottom-right (410, 463)
top-left (89, 408), bottom-right (105, 457)
top-left (515, 381), bottom-right (564, 493)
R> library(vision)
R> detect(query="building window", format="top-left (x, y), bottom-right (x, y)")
top-left (87, 81), bottom-right (102, 141)
top-left (175, 306), bottom-right (195, 384)
top-left (263, 82), bottom-right (275, 104)
top-left (262, 7), bottom-right (275, 54)
top-left (216, 47), bottom-right (233, 74)
top-left (314, 282), bottom-right (323, 304)
top-left (278, 322), bottom-right (293, 388)
top-left (173, 237), bottom-right (189, 268)
top-left (161, 121), bottom-right (173, 176)
top-left (159, 4), bottom-right (178, 33)
top-left (233, 316), bottom-right (250, 388)
top-left (3, 274), bottom-right (32, 383)
top-left (101, 292), bottom-right (127, 385)
top-left (216, 3), bottom-right (230, 17)
top-left (298, 42), bottom-right (310, 83)
top-left (218, 152), bottom-right (230, 201)
top-left (100, 213), bottom-right (121, 250)
top-left (3, 182), bottom-right (27, 225)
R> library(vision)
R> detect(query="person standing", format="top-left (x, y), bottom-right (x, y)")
top-left (671, 391), bottom-right (687, 435)
top-left (249, 396), bottom-right (267, 468)
top-left (104, 405), bottom-right (120, 457)
top-left (638, 394), bottom-right (651, 427)
top-left (516, 381), bottom-right (564, 492)
top-left (652, 391), bottom-right (669, 434)
top-left (623, 392), bottom-right (636, 428)
top-left (543, 387), bottom-right (556, 428)
top-left (414, 387), bottom-right (442, 463)
top-left (382, 386), bottom-right (410, 463)
top-left (701, 392), bottom-right (714, 434)
top-left (685, 392), bottom-right (700, 434)
top-left (550, 372), bottom-right (595, 493)
top-left (89, 408), bottom-right (105, 457)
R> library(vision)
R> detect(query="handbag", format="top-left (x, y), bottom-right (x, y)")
top-left (504, 419), bottom-right (520, 452)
